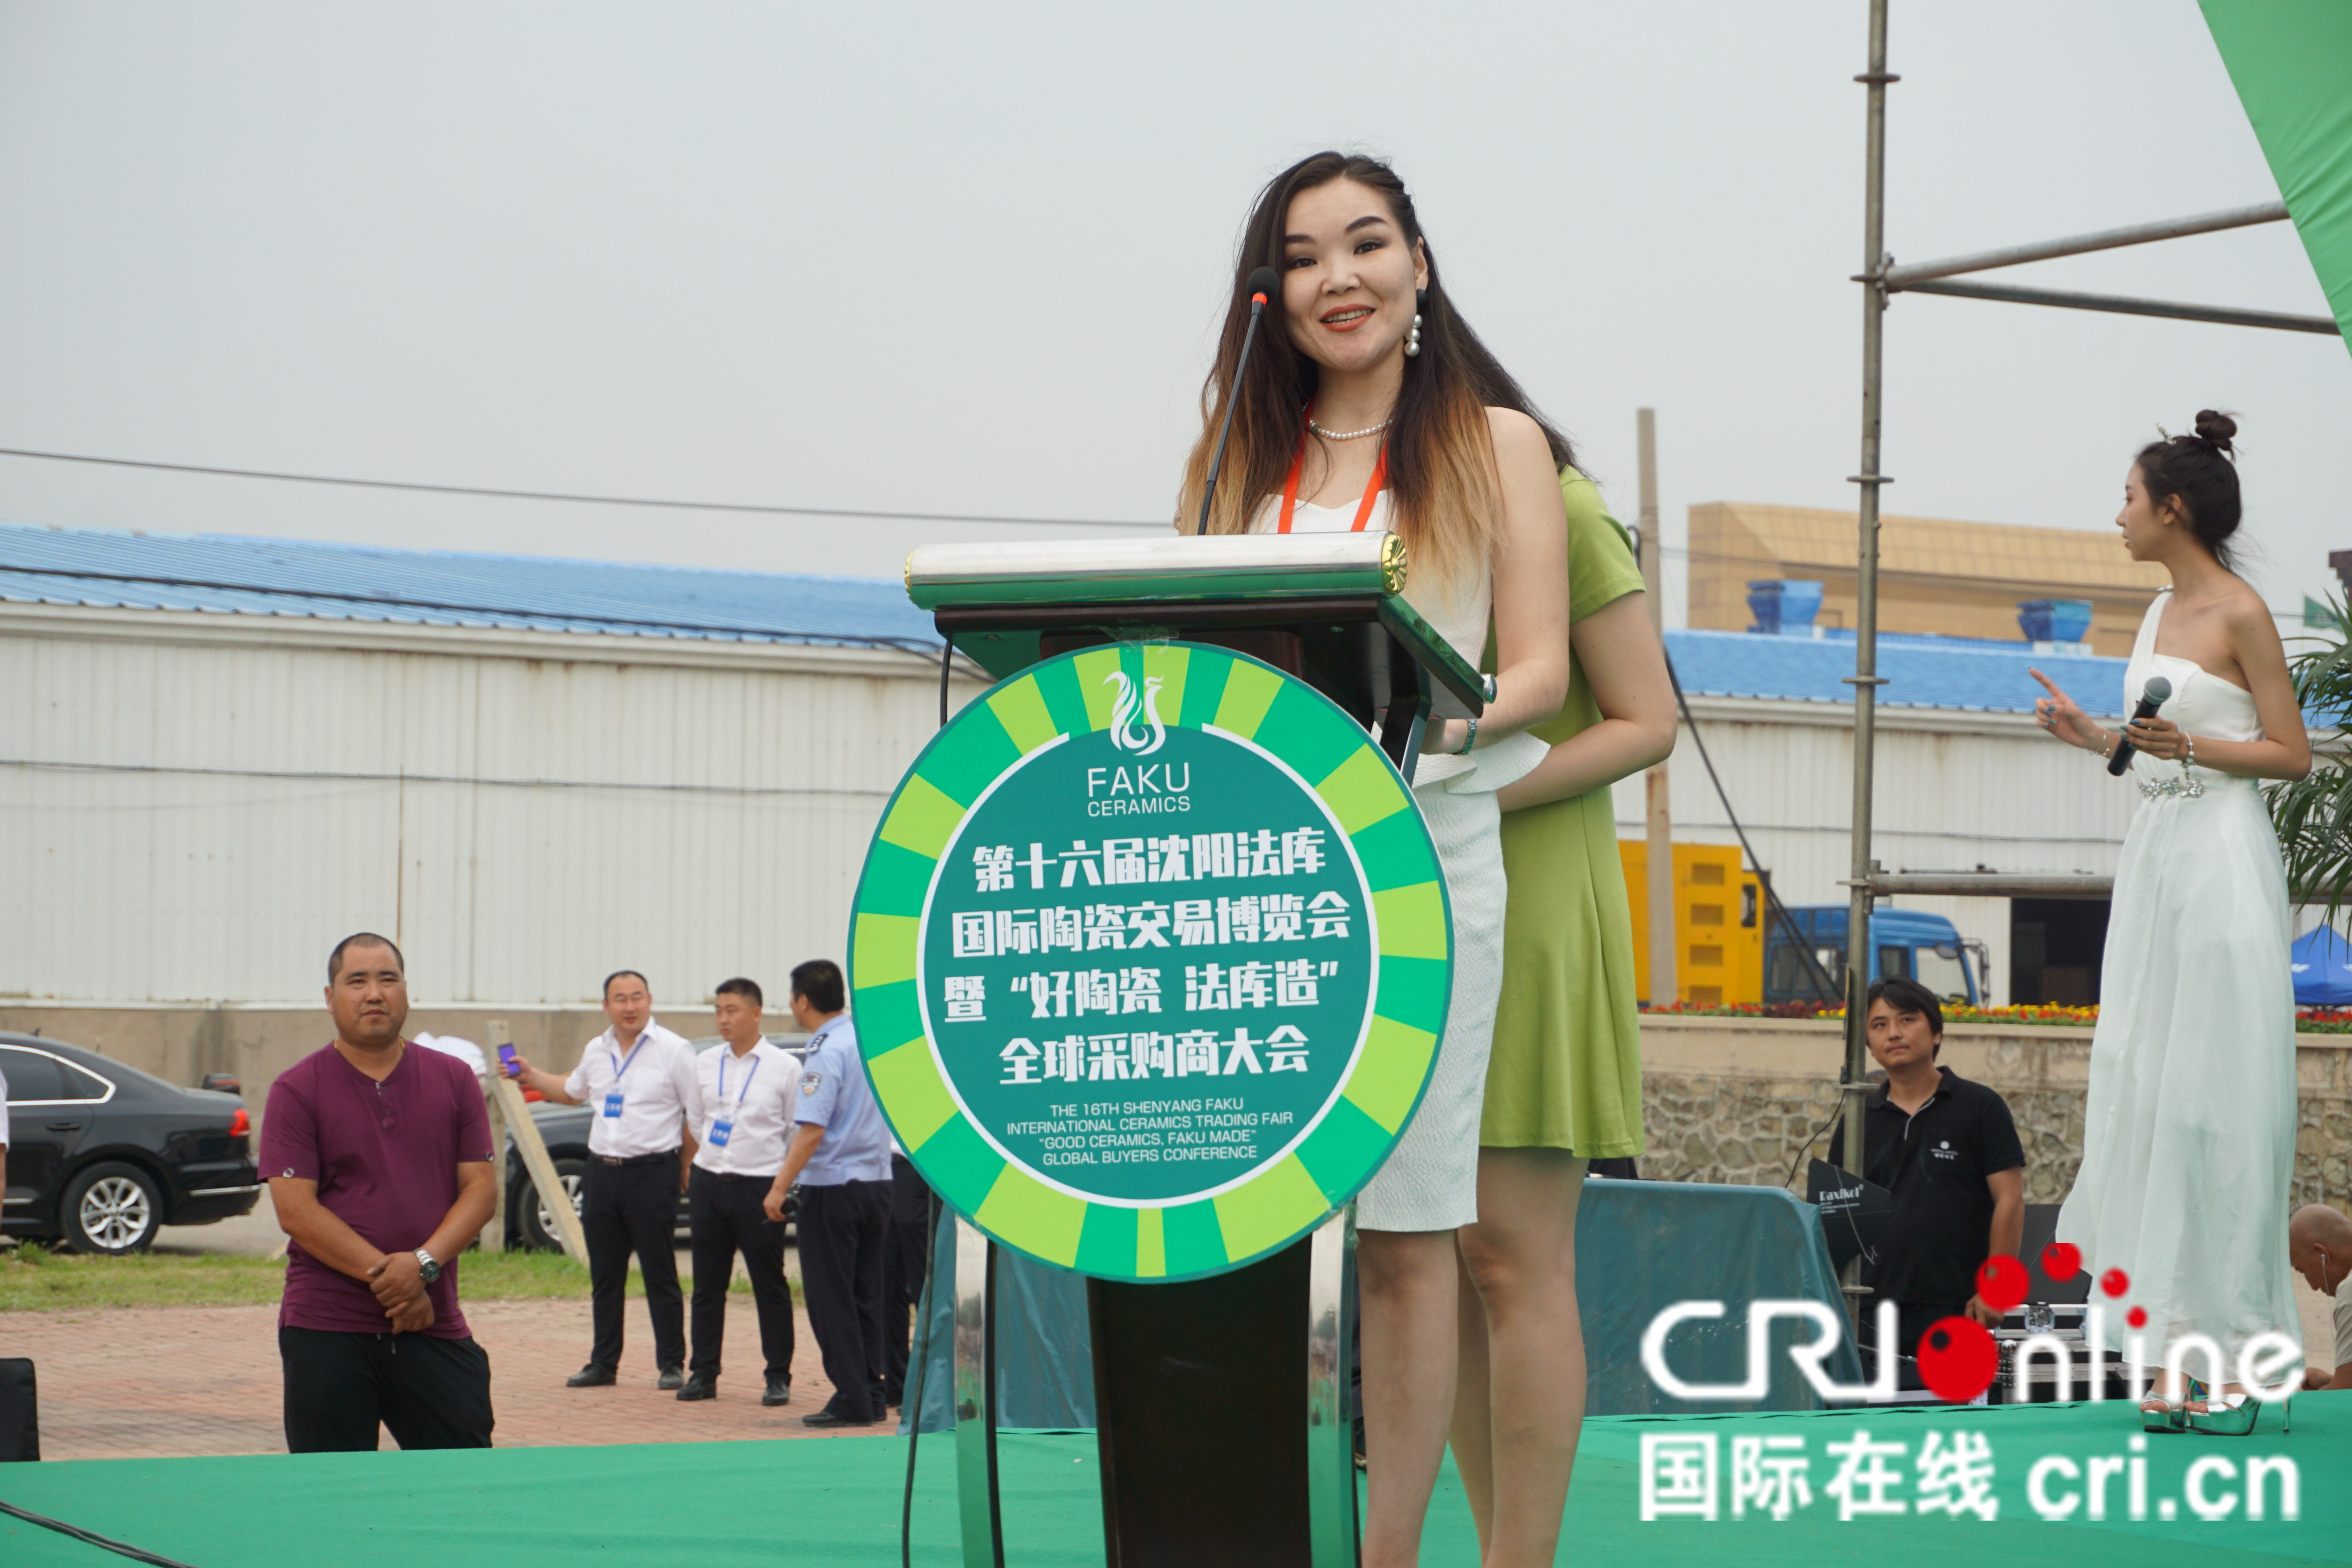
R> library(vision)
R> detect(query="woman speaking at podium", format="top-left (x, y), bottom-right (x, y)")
top-left (1178, 151), bottom-right (1570, 1566)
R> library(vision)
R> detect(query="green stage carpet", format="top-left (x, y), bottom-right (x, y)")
top-left (4, 1397), bottom-right (2345, 1566)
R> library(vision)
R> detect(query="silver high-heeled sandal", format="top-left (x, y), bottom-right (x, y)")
top-left (2181, 1391), bottom-right (2291, 1437)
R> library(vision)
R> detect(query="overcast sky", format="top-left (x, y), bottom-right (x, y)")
top-left (0, 1), bottom-right (2343, 629)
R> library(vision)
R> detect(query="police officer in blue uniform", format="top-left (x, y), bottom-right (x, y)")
top-left (763, 959), bottom-right (895, 1426)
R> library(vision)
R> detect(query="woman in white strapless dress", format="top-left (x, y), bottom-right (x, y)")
top-left (1177, 153), bottom-right (1569, 1567)
top-left (2030, 412), bottom-right (2312, 1423)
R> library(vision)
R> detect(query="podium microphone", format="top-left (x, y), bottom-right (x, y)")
top-left (1195, 265), bottom-right (1283, 536)
top-left (2106, 673), bottom-right (2174, 776)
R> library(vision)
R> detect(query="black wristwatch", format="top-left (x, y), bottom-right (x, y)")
top-left (413, 1248), bottom-right (442, 1284)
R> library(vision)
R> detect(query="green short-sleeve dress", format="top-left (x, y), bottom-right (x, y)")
top-left (1479, 471), bottom-right (1648, 1156)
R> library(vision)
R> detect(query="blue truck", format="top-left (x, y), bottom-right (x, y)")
top-left (1762, 906), bottom-right (1984, 1007)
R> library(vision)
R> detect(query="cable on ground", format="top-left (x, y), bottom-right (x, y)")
top-left (0, 1498), bottom-right (207, 1568)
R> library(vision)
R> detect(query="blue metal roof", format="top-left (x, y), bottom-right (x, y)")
top-left (0, 521), bottom-right (2140, 708)
top-left (0, 522), bottom-right (941, 652)
top-left (1665, 627), bottom-right (2124, 717)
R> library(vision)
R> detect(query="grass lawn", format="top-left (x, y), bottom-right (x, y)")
top-left (0, 1245), bottom-right (795, 1312)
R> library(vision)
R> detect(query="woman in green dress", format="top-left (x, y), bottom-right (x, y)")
top-left (1453, 470), bottom-right (1675, 1565)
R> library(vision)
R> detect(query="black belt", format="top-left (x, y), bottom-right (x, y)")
top-left (595, 1149), bottom-right (680, 1167)
top-left (702, 1170), bottom-right (779, 1183)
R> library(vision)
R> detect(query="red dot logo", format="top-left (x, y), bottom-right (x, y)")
top-left (2100, 1267), bottom-right (2131, 1299)
top-left (2040, 1242), bottom-right (2082, 1282)
top-left (2127, 1306), bottom-right (2148, 1330)
top-left (1976, 1255), bottom-right (2029, 1313)
top-left (1917, 1316), bottom-right (1999, 1403)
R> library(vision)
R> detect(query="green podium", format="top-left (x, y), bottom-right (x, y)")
top-left (848, 532), bottom-right (1480, 1567)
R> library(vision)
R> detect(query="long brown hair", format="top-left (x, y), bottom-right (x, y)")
top-left (1177, 152), bottom-right (1574, 584)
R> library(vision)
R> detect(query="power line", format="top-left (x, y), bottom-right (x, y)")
top-left (0, 446), bottom-right (1165, 530)
top-left (19, 444), bottom-right (2321, 626)
top-left (0, 757), bottom-right (894, 799)
top-left (1662, 650), bottom-right (1840, 1005)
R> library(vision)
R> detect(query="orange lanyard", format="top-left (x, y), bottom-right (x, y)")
top-left (1276, 410), bottom-right (1388, 533)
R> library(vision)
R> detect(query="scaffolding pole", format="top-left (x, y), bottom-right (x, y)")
top-left (1881, 201), bottom-right (2289, 286)
top-left (1893, 278), bottom-right (2336, 335)
top-left (1838, 0), bottom-right (1894, 1323)
top-left (1869, 871), bottom-right (2113, 899)
top-left (1877, 199), bottom-right (2336, 334)
top-left (1829, 5), bottom-right (2338, 1343)
top-left (1637, 408), bottom-right (1676, 1007)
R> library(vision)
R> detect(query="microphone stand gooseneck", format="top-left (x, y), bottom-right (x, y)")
top-left (1195, 265), bottom-right (1283, 535)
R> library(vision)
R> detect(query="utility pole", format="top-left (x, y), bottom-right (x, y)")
top-left (1839, 0), bottom-right (1895, 1327)
top-left (1637, 408), bottom-right (1675, 1007)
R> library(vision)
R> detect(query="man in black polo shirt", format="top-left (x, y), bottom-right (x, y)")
top-left (1827, 976), bottom-right (2024, 1386)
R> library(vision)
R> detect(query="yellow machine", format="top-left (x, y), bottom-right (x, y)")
top-left (1617, 842), bottom-right (1765, 1006)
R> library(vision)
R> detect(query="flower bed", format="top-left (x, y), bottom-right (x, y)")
top-left (1947, 1004), bottom-right (2098, 1025)
top-left (1638, 1000), bottom-right (1840, 1021)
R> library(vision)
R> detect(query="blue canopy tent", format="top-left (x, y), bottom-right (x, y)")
top-left (2292, 926), bottom-right (2352, 1007)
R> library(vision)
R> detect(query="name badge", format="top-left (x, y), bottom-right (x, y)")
top-left (709, 1118), bottom-right (733, 1147)
top-left (602, 1091), bottom-right (625, 1119)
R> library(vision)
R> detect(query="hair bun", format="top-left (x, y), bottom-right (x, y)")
top-left (2193, 409), bottom-right (2237, 452)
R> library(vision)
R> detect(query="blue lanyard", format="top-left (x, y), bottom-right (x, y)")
top-left (608, 1038), bottom-right (647, 1083)
top-left (718, 1050), bottom-right (763, 1110)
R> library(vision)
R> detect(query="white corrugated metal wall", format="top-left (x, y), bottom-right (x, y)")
top-left (4, 606), bottom-right (2136, 1012)
top-left (1609, 697), bottom-right (2142, 1006)
top-left (1, 608), bottom-right (974, 1005)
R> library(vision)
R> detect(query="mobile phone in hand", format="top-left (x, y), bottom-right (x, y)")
top-left (497, 1043), bottom-right (520, 1078)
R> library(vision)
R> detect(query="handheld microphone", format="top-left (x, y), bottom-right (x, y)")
top-left (2106, 673), bottom-right (2174, 776)
top-left (1195, 265), bottom-right (1283, 536)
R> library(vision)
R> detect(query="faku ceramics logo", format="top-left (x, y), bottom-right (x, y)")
top-left (1103, 670), bottom-right (1167, 756)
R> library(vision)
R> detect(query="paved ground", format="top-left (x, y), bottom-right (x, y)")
top-left (2, 1204), bottom-right (841, 1460)
top-left (31, 1212), bottom-right (2342, 1462)
top-left (6, 1292), bottom-right (889, 1461)
top-left (152, 1209), bottom-right (773, 1283)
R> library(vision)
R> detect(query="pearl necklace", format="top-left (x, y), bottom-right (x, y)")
top-left (1307, 416), bottom-right (1393, 441)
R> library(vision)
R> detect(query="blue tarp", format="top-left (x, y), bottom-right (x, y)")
top-left (2292, 925), bottom-right (2352, 1006)
top-left (902, 1180), bottom-right (1858, 1432)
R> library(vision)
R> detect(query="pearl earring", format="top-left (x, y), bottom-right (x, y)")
top-left (1404, 312), bottom-right (1423, 358)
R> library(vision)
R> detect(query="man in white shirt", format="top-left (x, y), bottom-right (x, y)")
top-left (677, 977), bottom-right (797, 1406)
top-left (412, 1032), bottom-right (487, 1077)
top-left (513, 970), bottom-right (702, 1390)
top-left (2290, 1203), bottom-right (2352, 1391)
top-left (763, 959), bottom-right (895, 1427)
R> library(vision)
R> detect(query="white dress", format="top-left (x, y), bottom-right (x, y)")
top-left (1252, 493), bottom-right (1543, 1230)
top-left (2056, 592), bottom-right (2301, 1365)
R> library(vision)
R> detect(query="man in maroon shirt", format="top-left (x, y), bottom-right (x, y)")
top-left (262, 933), bottom-right (499, 1451)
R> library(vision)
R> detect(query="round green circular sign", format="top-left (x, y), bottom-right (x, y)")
top-left (848, 641), bottom-right (1451, 1281)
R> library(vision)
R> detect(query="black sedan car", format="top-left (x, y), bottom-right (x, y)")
top-left (504, 1036), bottom-right (805, 1250)
top-left (1, 1032), bottom-right (259, 1254)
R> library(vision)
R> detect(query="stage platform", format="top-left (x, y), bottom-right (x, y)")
top-left (3, 1396), bottom-right (2344, 1565)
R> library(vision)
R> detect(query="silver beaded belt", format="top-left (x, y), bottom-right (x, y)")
top-left (2136, 773), bottom-right (2205, 800)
